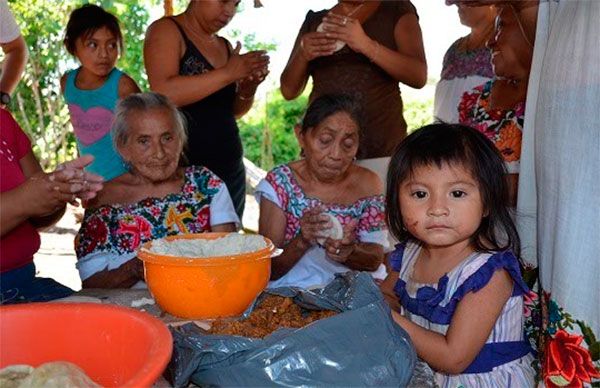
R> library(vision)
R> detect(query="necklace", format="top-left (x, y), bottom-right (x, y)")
top-left (183, 12), bottom-right (218, 44)
top-left (462, 24), bottom-right (495, 52)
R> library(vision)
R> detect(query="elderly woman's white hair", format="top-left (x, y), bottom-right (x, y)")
top-left (112, 92), bottom-right (187, 152)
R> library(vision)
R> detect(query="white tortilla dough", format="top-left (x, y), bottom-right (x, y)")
top-left (0, 362), bottom-right (99, 388)
top-left (316, 213), bottom-right (344, 245)
top-left (316, 23), bottom-right (345, 52)
top-left (0, 365), bottom-right (34, 388)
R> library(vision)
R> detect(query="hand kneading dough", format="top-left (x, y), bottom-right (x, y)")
top-left (316, 213), bottom-right (344, 245)
top-left (0, 361), bottom-right (99, 388)
top-left (316, 23), bottom-right (345, 52)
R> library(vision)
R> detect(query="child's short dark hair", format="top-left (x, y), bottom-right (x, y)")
top-left (386, 122), bottom-right (520, 256)
top-left (63, 4), bottom-right (123, 56)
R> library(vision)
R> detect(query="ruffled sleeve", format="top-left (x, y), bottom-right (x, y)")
top-left (254, 177), bottom-right (282, 209)
top-left (209, 184), bottom-right (240, 228)
top-left (396, 250), bottom-right (529, 325)
top-left (254, 165), bottom-right (291, 211)
top-left (456, 250), bottom-right (529, 298)
top-left (389, 243), bottom-right (406, 273)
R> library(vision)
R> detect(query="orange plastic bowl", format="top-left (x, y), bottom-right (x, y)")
top-left (138, 233), bottom-right (274, 320)
top-left (0, 303), bottom-right (172, 387)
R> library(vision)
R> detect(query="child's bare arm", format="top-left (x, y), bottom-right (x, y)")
top-left (392, 269), bottom-right (513, 374)
top-left (380, 271), bottom-right (402, 312)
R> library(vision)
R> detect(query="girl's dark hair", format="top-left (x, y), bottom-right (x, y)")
top-left (300, 94), bottom-right (363, 137)
top-left (386, 122), bottom-right (520, 257)
top-left (63, 4), bottom-right (123, 56)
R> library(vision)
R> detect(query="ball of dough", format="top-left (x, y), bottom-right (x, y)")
top-left (0, 365), bottom-right (34, 388)
top-left (316, 213), bottom-right (344, 245)
top-left (316, 23), bottom-right (345, 52)
top-left (18, 361), bottom-right (99, 388)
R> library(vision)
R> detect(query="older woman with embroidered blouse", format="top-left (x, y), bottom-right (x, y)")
top-left (75, 92), bottom-right (239, 289)
top-left (256, 94), bottom-right (388, 289)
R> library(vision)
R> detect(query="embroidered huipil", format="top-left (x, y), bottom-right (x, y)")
top-left (75, 166), bottom-right (239, 281)
top-left (255, 164), bottom-right (389, 289)
top-left (459, 80), bottom-right (525, 174)
top-left (434, 38), bottom-right (494, 123)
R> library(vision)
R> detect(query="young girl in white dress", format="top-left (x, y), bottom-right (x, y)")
top-left (384, 123), bottom-right (535, 387)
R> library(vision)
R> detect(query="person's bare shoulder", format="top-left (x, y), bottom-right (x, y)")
top-left (352, 165), bottom-right (384, 198)
top-left (118, 74), bottom-right (141, 98)
top-left (145, 16), bottom-right (180, 41)
top-left (60, 73), bottom-right (68, 94)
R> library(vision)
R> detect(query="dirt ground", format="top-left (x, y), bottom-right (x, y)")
top-left (33, 195), bottom-right (260, 291)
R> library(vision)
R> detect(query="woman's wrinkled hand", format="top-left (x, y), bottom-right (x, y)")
top-left (299, 31), bottom-right (337, 61)
top-left (324, 218), bottom-right (358, 263)
top-left (298, 206), bottom-right (332, 247)
top-left (226, 41), bottom-right (270, 82)
top-left (320, 13), bottom-right (371, 55)
top-left (26, 155), bottom-right (103, 216)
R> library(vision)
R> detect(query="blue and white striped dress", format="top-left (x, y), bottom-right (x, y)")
top-left (391, 241), bottom-right (536, 387)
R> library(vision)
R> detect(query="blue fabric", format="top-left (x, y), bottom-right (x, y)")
top-left (64, 67), bottom-right (122, 111)
top-left (0, 263), bottom-right (74, 304)
top-left (389, 243), bottom-right (405, 272)
top-left (393, 249), bottom-right (529, 325)
top-left (79, 133), bottom-right (125, 179)
top-left (463, 341), bottom-right (533, 374)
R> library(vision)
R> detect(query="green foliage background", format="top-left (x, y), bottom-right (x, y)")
top-left (8, 0), bottom-right (156, 169)
top-left (6, 0), bottom-right (433, 171)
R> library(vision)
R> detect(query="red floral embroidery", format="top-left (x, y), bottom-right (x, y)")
top-left (82, 216), bottom-right (108, 254)
top-left (458, 80), bottom-right (523, 166)
top-left (208, 176), bottom-right (222, 189)
top-left (196, 206), bottom-right (210, 229)
top-left (543, 329), bottom-right (600, 387)
top-left (117, 216), bottom-right (152, 250)
top-left (75, 167), bottom-right (224, 261)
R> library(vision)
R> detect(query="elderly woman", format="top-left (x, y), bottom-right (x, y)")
top-left (256, 94), bottom-right (388, 289)
top-left (75, 92), bottom-right (239, 289)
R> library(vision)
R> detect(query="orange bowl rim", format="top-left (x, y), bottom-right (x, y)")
top-left (0, 302), bottom-right (173, 387)
top-left (137, 232), bottom-right (275, 265)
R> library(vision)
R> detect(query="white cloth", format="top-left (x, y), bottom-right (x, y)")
top-left (0, 0), bottom-right (20, 43)
top-left (434, 75), bottom-right (492, 123)
top-left (516, 0), bottom-right (600, 333)
top-left (255, 180), bottom-right (388, 290)
top-left (268, 245), bottom-right (388, 290)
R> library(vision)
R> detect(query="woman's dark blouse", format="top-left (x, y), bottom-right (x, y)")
top-left (171, 19), bottom-right (243, 177)
top-left (300, 1), bottom-right (418, 158)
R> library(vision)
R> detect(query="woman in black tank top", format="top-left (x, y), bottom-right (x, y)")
top-left (144, 0), bottom-right (269, 219)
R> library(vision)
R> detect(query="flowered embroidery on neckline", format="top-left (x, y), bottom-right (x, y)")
top-left (266, 164), bottom-right (386, 245)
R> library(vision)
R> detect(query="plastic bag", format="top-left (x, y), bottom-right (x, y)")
top-left (167, 272), bottom-right (417, 387)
